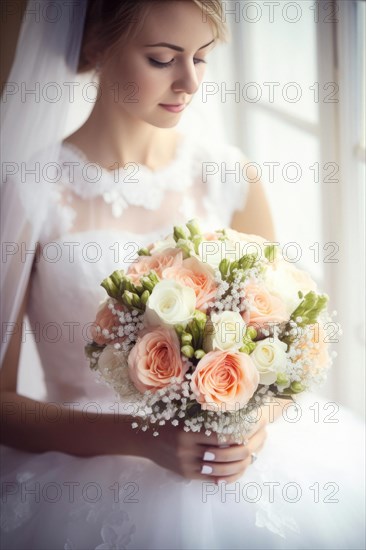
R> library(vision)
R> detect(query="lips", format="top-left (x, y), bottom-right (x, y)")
top-left (159, 104), bottom-right (186, 113)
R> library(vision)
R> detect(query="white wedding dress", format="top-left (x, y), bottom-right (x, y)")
top-left (1, 132), bottom-right (364, 550)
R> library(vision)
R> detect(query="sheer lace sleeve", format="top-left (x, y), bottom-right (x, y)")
top-left (1, 172), bottom-right (50, 366)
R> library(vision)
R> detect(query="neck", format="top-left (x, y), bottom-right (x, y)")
top-left (67, 97), bottom-right (179, 172)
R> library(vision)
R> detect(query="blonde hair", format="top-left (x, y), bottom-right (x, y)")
top-left (78, 0), bottom-right (229, 73)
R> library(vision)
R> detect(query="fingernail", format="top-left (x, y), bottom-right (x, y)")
top-left (203, 451), bottom-right (215, 461)
top-left (201, 465), bottom-right (213, 474)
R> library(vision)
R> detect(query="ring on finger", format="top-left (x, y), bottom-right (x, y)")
top-left (250, 452), bottom-right (258, 464)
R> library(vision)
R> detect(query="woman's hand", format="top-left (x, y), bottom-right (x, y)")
top-left (136, 416), bottom-right (267, 485)
top-left (135, 398), bottom-right (288, 484)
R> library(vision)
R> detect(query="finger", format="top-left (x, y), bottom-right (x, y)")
top-left (199, 425), bottom-right (267, 463)
top-left (198, 444), bottom-right (249, 463)
top-left (198, 458), bottom-right (248, 478)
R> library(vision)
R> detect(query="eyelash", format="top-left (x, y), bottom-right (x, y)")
top-left (148, 57), bottom-right (207, 69)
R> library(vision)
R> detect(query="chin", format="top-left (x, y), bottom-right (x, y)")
top-left (148, 118), bottom-right (181, 129)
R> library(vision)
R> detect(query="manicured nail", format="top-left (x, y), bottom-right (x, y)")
top-left (201, 465), bottom-right (213, 474)
top-left (203, 451), bottom-right (215, 461)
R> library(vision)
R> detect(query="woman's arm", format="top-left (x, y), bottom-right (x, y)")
top-left (0, 275), bottom-right (142, 457)
top-left (231, 160), bottom-right (276, 242)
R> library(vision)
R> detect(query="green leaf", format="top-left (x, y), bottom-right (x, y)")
top-left (264, 244), bottom-right (277, 262)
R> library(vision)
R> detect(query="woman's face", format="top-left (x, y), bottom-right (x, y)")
top-left (99, 1), bottom-right (216, 128)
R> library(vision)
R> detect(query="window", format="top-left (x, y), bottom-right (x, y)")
top-left (200, 0), bottom-right (365, 415)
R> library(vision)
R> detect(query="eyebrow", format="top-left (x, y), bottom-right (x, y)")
top-left (143, 39), bottom-right (215, 52)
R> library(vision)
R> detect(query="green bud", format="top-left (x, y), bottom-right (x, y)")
top-left (134, 284), bottom-right (144, 296)
top-left (174, 324), bottom-right (185, 336)
top-left (124, 279), bottom-right (136, 293)
top-left (290, 381), bottom-right (305, 393)
top-left (181, 345), bottom-right (194, 358)
top-left (276, 373), bottom-right (290, 387)
top-left (192, 234), bottom-right (202, 254)
top-left (141, 277), bottom-right (154, 293)
top-left (315, 294), bottom-right (329, 315)
top-left (100, 277), bottom-right (118, 298)
top-left (264, 244), bottom-right (277, 262)
top-left (194, 309), bottom-right (207, 325)
top-left (246, 326), bottom-right (257, 340)
top-left (110, 270), bottom-right (125, 288)
top-left (219, 258), bottom-right (230, 279)
top-left (147, 270), bottom-right (160, 285)
top-left (189, 320), bottom-right (200, 348)
top-left (137, 247), bottom-right (151, 256)
top-left (131, 293), bottom-right (141, 309)
top-left (304, 291), bottom-right (318, 311)
top-left (230, 260), bottom-right (239, 272)
top-left (176, 239), bottom-right (194, 258)
top-left (239, 254), bottom-right (257, 270)
top-left (173, 225), bottom-right (189, 241)
top-left (246, 342), bottom-right (256, 353)
top-left (140, 290), bottom-right (150, 306)
top-left (122, 290), bottom-right (134, 308)
top-left (194, 349), bottom-right (206, 360)
top-left (239, 345), bottom-right (250, 354)
top-left (186, 219), bottom-right (201, 238)
top-left (181, 333), bottom-right (193, 345)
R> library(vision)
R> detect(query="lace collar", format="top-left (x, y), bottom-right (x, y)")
top-left (57, 133), bottom-right (197, 217)
top-left (59, 133), bottom-right (193, 196)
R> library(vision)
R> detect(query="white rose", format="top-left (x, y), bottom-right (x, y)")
top-left (144, 280), bottom-right (196, 327)
top-left (204, 311), bottom-right (247, 352)
top-left (264, 262), bottom-right (317, 315)
top-left (149, 234), bottom-right (176, 254)
top-left (250, 337), bottom-right (288, 385)
top-left (198, 240), bottom-right (243, 269)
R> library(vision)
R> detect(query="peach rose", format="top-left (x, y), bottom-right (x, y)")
top-left (243, 283), bottom-right (289, 330)
top-left (190, 350), bottom-right (259, 411)
top-left (126, 248), bottom-right (183, 284)
top-left (162, 257), bottom-right (217, 311)
top-left (91, 300), bottom-right (125, 345)
top-left (202, 232), bottom-right (220, 241)
top-left (224, 228), bottom-right (268, 247)
top-left (294, 322), bottom-right (330, 374)
top-left (128, 326), bottom-right (188, 393)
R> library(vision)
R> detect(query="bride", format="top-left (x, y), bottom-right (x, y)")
top-left (1, 1), bottom-right (364, 549)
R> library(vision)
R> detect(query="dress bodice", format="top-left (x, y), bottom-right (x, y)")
top-left (27, 134), bottom-right (248, 406)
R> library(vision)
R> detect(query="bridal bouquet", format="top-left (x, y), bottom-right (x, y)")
top-left (85, 219), bottom-right (336, 441)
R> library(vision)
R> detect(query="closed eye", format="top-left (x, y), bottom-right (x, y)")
top-left (148, 58), bottom-right (207, 69)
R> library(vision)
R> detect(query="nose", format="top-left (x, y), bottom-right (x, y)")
top-left (172, 59), bottom-right (201, 96)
